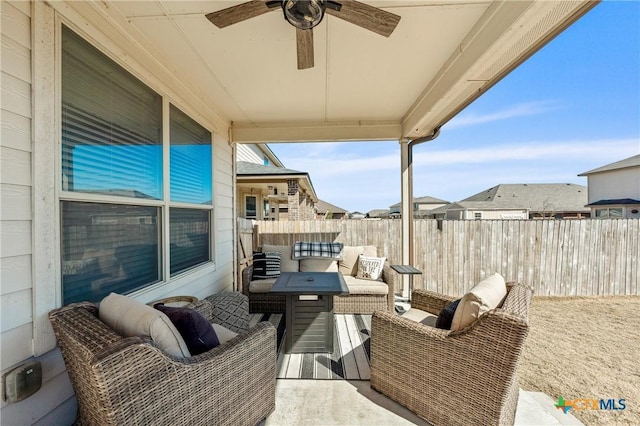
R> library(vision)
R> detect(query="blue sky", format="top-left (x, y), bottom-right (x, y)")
top-left (270, 1), bottom-right (639, 213)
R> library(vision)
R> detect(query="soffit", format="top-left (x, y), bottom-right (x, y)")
top-left (66, 1), bottom-right (598, 142)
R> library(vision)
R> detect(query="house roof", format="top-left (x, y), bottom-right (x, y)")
top-left (236, 161), bottom-right (307, 176)
top-left (316, 199), bottom-right (348, 215)
top-left (453, 183), bottom-right (589, 212)
top-left (389, 195), bottom-right (450, 209)
top-left (578, 154), bottom-right (640, 176)
top-left (587, 198), bottom-right (640, 206)
top-left (69, 1), bottom-right (598, 144)
top-left (367, 209), bottom-right (390, 218)
top-left (236, 161), bottom-right (317, 200)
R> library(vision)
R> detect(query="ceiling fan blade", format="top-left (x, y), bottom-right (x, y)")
top-left (296, 28), bottom-right (314, 70)
top-left (206, 1), bottom-right (275, 29)
top-left (326, 1), bottom-right (401, 37)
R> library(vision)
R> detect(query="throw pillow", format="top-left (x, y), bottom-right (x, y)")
top-left (99, 292), bottom-right (190, 358)
top-left (450, 272), bottom-right (507, 331)
top-left (154, 304), bottom-right (220, 355)
top-left (252, 252), bottom-right (281, 280)
top-left (435, 299), bottom-right (461, 330)
top-left (356, 255), bottom-right (386, 281)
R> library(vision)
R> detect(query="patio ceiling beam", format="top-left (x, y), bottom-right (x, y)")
top-left (231, 120), bottom-right (402, 143)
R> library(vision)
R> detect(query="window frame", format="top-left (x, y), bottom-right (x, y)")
top-left (58, 23), bottom-right (216, 302)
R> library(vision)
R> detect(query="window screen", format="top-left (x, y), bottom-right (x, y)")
top-left (61, 202), bottom-right (160, 304)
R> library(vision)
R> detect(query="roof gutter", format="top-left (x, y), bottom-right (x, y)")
top-left (399, 127), bottom-right (441, 299)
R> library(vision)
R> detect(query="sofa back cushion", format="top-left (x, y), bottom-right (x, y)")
top-left (450, 273), bottom-right (507, 331)
top-left (299, 258), bottom-right (339, 272)
top-left (99, 293), bottom-right (191, 358)
top-left (263, 244), bottom-right (299, 272)
top-left (339, 245), bottom-right (378, 276)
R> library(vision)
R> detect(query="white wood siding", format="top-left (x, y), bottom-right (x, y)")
top-left (236, 143), bottom-right (267, 164)
top-left (587, 168), bottom-right (640, 203)
top-left (1, 0), bottom-right (34, 372)
top-left (1, 1), bottom-right (235, 423)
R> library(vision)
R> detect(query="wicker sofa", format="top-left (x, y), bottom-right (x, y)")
top-left (370, 281), bottom-right (533, 426)
top-left (49, 292), bottom-right (276, 426)
top-left (242, 244), bottom-right (395, 314)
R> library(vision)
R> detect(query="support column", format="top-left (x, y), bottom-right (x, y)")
top-left (287, 179), bottom-right (299, 220)
top-left (400, 139), bottom-right (413, 299)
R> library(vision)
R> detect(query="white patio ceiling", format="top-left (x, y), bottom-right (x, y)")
top-left (67, 0), bottom-right (598, 143)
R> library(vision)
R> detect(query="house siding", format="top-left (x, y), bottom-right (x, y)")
top-left (236, 143), bottom-right (268, 165)
top-left (1, 2), bottom-right (235, 423)
top-left (587, 168), bottom-right (640, 204)
top-left (1, 0), bottom-right (35, 375)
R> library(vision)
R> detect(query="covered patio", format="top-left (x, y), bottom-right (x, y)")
top-left (0, 0), bottom-right (601, 424)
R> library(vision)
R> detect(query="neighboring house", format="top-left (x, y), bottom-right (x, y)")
top-left (367, 209), bottom-right (390, 219)
top-left (445, 184), bottom-right (589, 220)
top-left (350, 211), bottom-right (366, 220)
top-left (578, 155), bottom-right (640, 219)
top-left (316, 199), bottom-right (349, 220)
top-left (236, 161), bottom-right (318, 221)
top-left (388, 196), bottom-right (450, 218)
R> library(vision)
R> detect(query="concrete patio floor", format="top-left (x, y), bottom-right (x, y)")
top-left (263, 379), bottom-right (584, 425)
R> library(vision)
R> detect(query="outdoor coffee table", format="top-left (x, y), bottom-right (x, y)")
top-left (270, 272), bottom-right (349, 353)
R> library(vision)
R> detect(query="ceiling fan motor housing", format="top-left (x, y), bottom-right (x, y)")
top-left (282, 0), bottom-right (334, 30)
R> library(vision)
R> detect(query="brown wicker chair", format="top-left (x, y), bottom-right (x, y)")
top-left (370, 283), bottom-right (533, 426)
top-left (49, 292), bottom-right (276, 426)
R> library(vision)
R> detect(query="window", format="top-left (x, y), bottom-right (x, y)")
top-left (245, 195), bottom-right (257, 219)
top-left (60, 26), bottom-right (213, 304)
top-left (474, 212), bottom-right (482, 219)
top-left (594, 208), bottom-right (623, 218)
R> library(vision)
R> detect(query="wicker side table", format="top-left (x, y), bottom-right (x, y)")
top-left (148, 295), bottom-right (198, 307)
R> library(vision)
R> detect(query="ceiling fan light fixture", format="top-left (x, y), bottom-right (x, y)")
top-left (282, 0), bottom-right (326, 30)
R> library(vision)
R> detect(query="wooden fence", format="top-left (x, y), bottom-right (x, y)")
top-left (238, 218), bottom-right (639, 297)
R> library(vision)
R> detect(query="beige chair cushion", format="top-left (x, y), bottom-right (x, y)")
top-left (450, 273), bottom-right (507, 331)
top-left (249, 278), bottom-right (277, 293)
top-left (343, 275), bottom-right (388, 295)
top-left (299, 258), bottom-right (338, 272)
top-left (212, 323), bottom-right (238, 344)
top-left (403, 308), bottom-right (438, 327)
top-left (263, 244), bottom-right (299, 273)
top-left (99, 292), bottom-right (190, 358)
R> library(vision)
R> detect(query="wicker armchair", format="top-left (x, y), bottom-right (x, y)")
top-left (49, 292), bottom-right (276, 426)
top-left (370, 283), bottom-right (533, 426)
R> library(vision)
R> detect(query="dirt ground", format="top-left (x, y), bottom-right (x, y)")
top-left (518, 295), bottom-right (640, 425)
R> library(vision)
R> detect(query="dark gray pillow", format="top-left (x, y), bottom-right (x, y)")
top-left (154, 304), bottom-right (219, 355)
top-left (252, 252), bottom-right (281, 280)
top-left (435, 299), bottom-right (461, 330)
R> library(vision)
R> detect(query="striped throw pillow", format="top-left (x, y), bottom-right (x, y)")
top-left (252, 252), bottom-right (281, 280)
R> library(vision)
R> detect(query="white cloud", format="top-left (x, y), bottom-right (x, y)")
top-left (413, 138), bottom-right (639, 167)
top-left (446, 101), bottom-right (564, 129)
top-left (271, 137), bottom-right (639, 212)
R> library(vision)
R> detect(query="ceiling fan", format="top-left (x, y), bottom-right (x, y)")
top-left (206, 0), bottom-right (401, 70)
